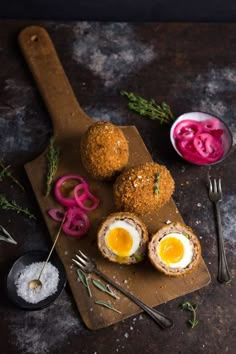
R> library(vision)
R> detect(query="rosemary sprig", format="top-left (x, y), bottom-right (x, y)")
top-left (0, 225), bottom-right (17, 244)
top-left (121, 91), bottom-right (174, 124)
top-left (77, 269), bottom-right (92, 297)
top-left (45, 137), bottom-right (60, 197)
top-left (92, 279), bottom-right (120, 300)
top-left (0, 160), bottom-right (24, 191)
top-left (0, 194), bottom-right (36, 220)
top-left (95, 300), bottom-right (121, 314)
top-left (180, 301), bottom-right (199, 328)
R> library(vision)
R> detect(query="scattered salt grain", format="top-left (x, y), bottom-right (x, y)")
top-left (165, 220), bottom-right (172, 225)
top-left (124, 333), bottom-right (129, 338)
top-left (15, 262), bottom-right (59, 304)
top-left (197, 203), bottom-right (202, 207)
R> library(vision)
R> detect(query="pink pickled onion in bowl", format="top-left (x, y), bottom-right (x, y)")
top-left (173, 119), bottom-right (202, 140)
top-left (170, 112), bottom-right (232, 165)
top-left (193, 133), bottom-right (224, 161)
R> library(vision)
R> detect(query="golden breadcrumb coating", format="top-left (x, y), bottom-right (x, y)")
top-left (80, 121), bottom-right (129, 180)
top-left (113, 162), bottom-right (175, 215)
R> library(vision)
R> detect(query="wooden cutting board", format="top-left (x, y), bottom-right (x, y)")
top-left (18, 26), bottom-right (211, 330)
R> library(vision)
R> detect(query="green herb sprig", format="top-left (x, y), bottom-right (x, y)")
top-left (45, 137), bottom-right (60, 197)
top-left (94, 300), bottom-right (121, 314)
top-left (0, 160), bottom-right (24, 191)
top-left (153, 172), bottom-right (160, 194)
top-left (180, 301), bottom-right (199, 328)
top-left (77, 269), bottom-right (92, 297)
top-left (92, 279), bottom-right (120, 300)
top-left (0, 195), bottom-right (36, 220)
top-left (121, 91), bottom-right (174, 124)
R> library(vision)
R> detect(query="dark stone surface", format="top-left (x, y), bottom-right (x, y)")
top-left (0, 21), bottom-right (235, 354)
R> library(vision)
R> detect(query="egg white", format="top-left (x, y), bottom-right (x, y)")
top-left (105, 220), bottom-right (141, 257)
top-left (157, 232), bottom-right (194, 268)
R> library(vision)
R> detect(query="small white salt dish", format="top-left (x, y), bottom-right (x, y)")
top-left (170, 112), bottom-right (233, 166)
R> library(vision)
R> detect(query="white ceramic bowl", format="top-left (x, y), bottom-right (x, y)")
top-left (170, 112), bottom-right (233, 165)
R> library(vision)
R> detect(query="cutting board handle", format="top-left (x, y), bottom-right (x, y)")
top-left (18, 26), bottom-right (92, 140)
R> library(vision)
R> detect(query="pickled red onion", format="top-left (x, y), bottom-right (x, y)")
top-left (54, 174), bottom-right (88, 207)
top-left (62, 207), bottom-right (90, 237)
top-left (48, 208), bottom-right (65, 222)
top-left (74, 184), bottom-right (100, 211)
top-left (49, 174), bottom-right (99, 237)
top-left (173, 118), bottom-right (225, 164)
top-left (173, 120), bottom-right (202, 140)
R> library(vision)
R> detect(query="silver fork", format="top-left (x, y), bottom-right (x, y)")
top-left (72, 250), bottom-right (173, 329)
top-left (209, 178), bottom-right (231, 283)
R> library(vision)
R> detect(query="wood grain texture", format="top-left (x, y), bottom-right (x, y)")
top-left (18, 26), bottom-right (210, 329)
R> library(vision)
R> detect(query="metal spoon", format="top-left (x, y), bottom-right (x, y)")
top-left (28, 216), bottom-right (65, 290)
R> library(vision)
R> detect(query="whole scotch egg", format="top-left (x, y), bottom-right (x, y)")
top-left (97, 212), bottom-right (148, 264)
top-left (148, 222), bottom-right (201, 276)
top-left (113, 162), bottom-right (175, 215)
top-left (80, 121), bottom-right (129, 180)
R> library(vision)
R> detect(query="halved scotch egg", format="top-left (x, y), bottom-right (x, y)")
top-left (97, 212), bottom-right (148, 264)
top-left (148, 222), bottom-right (201, 276)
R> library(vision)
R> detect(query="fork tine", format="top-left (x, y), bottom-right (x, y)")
top-left (78, 250), bottom-right (89, 260)
top-left (209, 178), bottom-right (213, 193)
top-left (72, 258), bottom-right (87, 271)
top-left (218, 178), bottom-right (222, 194)
top-left (75, 254), bottom-right (87, 265)
top-left (214, 178), bottom-right (217, 193)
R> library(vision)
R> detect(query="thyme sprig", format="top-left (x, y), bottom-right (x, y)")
top-left (94, 300), bottom-right (121, 314)
top-left (180, 301), bottom-right (199, 328)
top-left (0, 160), bottom-right (24, 191)
top-left (0, 194), bottom-right (36, 220)
top-left (121, 91), bottom-right (174, 124)
top-left (45, 137), bottom-right (60, 197)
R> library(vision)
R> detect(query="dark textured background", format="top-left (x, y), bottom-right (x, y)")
top-left (1, 0), bottom-right (236, 21)
top-left (0, 21), bottom-right (235, 354)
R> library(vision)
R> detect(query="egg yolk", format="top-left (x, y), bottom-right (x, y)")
top-left (158, 236), bottom-right (184, 264)
top-left (106, 228), bottom-right (133, 257)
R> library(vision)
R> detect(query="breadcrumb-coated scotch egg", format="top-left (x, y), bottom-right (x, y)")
top-left (97, 212), bottom-right (148, 264)
top-left (80, 121), bottom-right (129, 180)
top-left (113, 162), bottom-right (175, 215)
top-left (148, 222), bottom-right (201, 276)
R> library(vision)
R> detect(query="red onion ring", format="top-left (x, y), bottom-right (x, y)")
top-left (62, 207), bottom-right (90, 237)
top-left (48, 208), bottom-right (65, 222)
top-left (54, 174), bottom-right (88, 207)
top-left (74, 184), bottom-right (100, 211)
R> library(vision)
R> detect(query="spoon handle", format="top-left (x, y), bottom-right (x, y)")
top-left (37, 216), bottom-right (65, 280)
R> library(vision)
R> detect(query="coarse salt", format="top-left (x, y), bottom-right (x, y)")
top-left (15, 262), bottom-right (60, 304)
